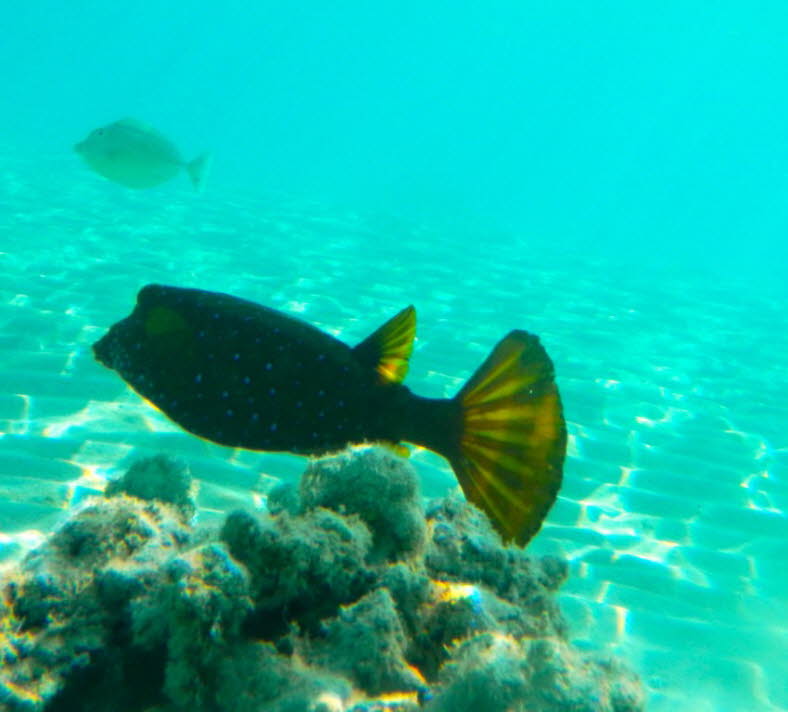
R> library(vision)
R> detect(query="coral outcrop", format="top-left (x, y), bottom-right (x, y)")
top-left (0, 448), bottom-right (644, 712)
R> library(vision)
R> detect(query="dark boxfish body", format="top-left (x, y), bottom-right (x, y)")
top-left (94, 285), bottom-right (566, 546)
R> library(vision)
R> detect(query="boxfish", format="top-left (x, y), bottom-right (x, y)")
top-left (93, 285), bottom-right (566, 546)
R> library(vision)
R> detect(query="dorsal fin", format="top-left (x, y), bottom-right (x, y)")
top-left (353, 306), bottom-right (416, 384)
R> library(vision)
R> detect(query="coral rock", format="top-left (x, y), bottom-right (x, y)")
top-left (301, 447), bottom-right (427, 562)
top-left (104, 455), bottom-right (194, 519)
top-left (0, 448), bottom-right (644, 712)
top-left (302, 588), bottom-right (426, 696)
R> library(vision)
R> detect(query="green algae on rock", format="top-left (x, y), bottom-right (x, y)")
top-left (0, 449), bottom-right (644, 712)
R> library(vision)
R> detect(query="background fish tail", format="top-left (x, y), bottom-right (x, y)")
top-left (186, 152), bottom-right (212, 191)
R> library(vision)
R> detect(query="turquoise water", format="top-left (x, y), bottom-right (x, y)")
top-left (2, 3), bottom-right (788, 711)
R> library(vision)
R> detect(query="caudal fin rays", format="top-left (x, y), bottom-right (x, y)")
top-left (450, 331), bottom-right (566, 546)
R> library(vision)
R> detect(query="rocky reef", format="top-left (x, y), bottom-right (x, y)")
top-left (0, 449), bottom-right (645, 712)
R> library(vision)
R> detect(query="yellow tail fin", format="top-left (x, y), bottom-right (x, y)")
top-left (450, 330), bottom-right (566, 546)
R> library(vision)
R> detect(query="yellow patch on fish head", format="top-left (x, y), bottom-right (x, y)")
top-left (144, 306), bottom-right (188, 337)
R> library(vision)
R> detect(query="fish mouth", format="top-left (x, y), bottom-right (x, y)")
top-left (93, 319), bottom-right (133, 371)
top-left (94, 291), bottom-right (156, 373)
top-left (92, 331), bottom-right (115, 369)
top-left (73, 141), bottom-right (85, 154)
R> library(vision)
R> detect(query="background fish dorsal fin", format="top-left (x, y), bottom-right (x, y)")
top-left (353, 305), bottom-right (416, 383)
top-left (115, 117), bottom-right (155, 131)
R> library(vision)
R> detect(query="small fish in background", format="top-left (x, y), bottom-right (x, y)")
top-left (74, 118), bottom-right (210, 190)
top-left (93, 285), bottom-right (567, 546)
